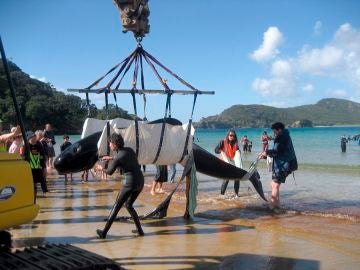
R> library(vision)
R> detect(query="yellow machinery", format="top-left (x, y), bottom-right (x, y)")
top-left (0, 36), bottom-right (39, 246)
top-left (0, 152), bottom-right (39, 230)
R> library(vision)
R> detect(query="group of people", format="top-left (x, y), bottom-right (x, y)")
top-left (1, 120), bottom-right (298, 239)
top-left (0, 123), bottom-right (76, 198)
top-left (214, 123), bottom-right (297, 210)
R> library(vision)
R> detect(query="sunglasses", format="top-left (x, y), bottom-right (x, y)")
top-left (229, 134), bottom-right (235, 137)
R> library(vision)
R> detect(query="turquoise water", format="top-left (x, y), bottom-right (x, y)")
top-left (56, 126), bottom-right (360, 167)
top-left (195, 126), bottom-right (360, 167)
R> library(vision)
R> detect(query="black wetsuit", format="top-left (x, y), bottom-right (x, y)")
top-left (97, 147), bottom-right (144, 238)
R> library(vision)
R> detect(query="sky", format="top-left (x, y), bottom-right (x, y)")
top-left (1, 0), bottom-right (360, 122)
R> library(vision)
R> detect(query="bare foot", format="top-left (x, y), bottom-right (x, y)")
top-left (156, 189), bottom-right (165, 194)
top-left (150, 190), bottom-right (156, 196)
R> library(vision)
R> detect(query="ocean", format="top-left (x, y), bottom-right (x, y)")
top-left (54, 126), bottom-right (360, 220)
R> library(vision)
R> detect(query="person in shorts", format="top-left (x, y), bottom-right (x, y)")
top-left (259, 122), bottom-right (297, 210)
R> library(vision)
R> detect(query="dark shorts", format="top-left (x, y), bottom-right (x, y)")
top-left (47, 146), bottom-right (55, 157)
top-left (155, 165), bottom-right (168, 183)
top-left (272, 171), bottom-right (290, 184)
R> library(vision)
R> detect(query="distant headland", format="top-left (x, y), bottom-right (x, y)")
top-left (195, 98), bottom-right (360, 129)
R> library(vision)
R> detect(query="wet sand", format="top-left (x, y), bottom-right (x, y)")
top-left (10, 170), bottom-right (360, 270)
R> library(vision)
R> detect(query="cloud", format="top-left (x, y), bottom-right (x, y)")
top-left (328, 89), bottom-right (348, 98)
top-left (252, 59), bottom-right (295, 97)
top-left (303, 84), bottom-right (314, 92)
top-left (297, 45), bottom-right (343, 74)
top-left (313, 21), bottom-right (322, 36)
top-left (271, 59), bottom-right (292, 78)
top-left (30, 75), bottom-right (47, 83)
top-left (250, 22), bottom-right (360, 103)
top-left (250, 27), bottom-right (284, 62)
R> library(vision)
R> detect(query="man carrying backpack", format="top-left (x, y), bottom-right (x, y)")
top-left (259, 122), bottom-right (297, 210)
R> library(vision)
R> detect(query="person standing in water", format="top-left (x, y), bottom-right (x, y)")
top-left (43, 123), bottom-right (56, 169)
top-left (240, 135), bottom-right (250, 152)
top-left (150, 165), bottom-right (168, 195)
top-left (215, 129), bottom-right (242, 197)
top-left (96, 133), bottom-right (144, 239)
top-left (60, 135), bottom-right (73, 184)
top-left (259, 122), bottom-right (297, 210)
top-left (261, 131), bottom-right (272, 153)
top-left (340, 135), bottom-right (348, 152)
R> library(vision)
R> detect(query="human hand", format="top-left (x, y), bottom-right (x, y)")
top-left (13, 125), bottom-right (21, 137)
top-left (258, 152), bottom-right (266, 159)
top-left (101, 156), bottom-right (113, 161)
top-left (95, 164), bottom-right (103, 171)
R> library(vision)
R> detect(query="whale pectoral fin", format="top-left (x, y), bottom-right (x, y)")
top-left (249, 170), bottom-right (267, 201)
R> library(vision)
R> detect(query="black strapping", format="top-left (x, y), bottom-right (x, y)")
top-left (179, 92), bottom-right (198, 163)
top-left (85, 92), bottom-right (91, 117)
top-left (152, 93), bottom-right (172, 164)
top-left (139, 53), bottom-right (147, 120)
top-left (114, 50), bottom-right (138, 89)
top-left (97, 55), bottom-right (132, 94)
top-left (132, 94), bottom-right (140, 157)
top-left (141, 50), bottom-right (170, 90)
top-left (143, 49), bottom-right (197, 91)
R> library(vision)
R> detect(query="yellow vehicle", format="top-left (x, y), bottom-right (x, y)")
top-left (0, 152), bottom-right (39, 230)
top-left (0, 36), bottom-right (39, 246)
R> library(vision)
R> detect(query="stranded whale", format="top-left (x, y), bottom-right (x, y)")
top-left (54, 119), bottom-right (266, 201)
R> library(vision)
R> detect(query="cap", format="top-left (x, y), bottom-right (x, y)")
top-left (26, 131), bottom-right (36, 141)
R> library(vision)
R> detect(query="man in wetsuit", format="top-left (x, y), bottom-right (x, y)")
top-left (96, 133), bottom-right (144, 239)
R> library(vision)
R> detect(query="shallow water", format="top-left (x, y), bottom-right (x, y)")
top-left (54, 125), bottom-right (360, 220)
top-left (11, 172), bottom-right (360, 270)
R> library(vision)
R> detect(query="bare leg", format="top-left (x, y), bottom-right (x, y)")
top-left (150, 181), bottom-right (157, 195)
top-left (157, 182), bottom-right (164, 193)
top-left (270, 180), bottom-right (280, 208)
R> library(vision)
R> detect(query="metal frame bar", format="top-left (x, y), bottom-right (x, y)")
top-left (68, 89), bottom-right (214, 95)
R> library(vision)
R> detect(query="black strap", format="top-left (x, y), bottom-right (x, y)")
top-left (143, 49), bottom-right (197, 91)
top-left (104, 92), bottom-right (111, 162)
top-left (114, 49), bottom-right (138, 90)
top-left (152, 93), bottom-right (172, 164)
top-left (85, 92), bottom-right (91, 117)
top-left (139, 53), bottom-right (147, 120)
top-left (131, 91), bottom-right (140, 158)
top-left (179, 92), bottom-right (198, 163)
top-left (141, 50), bottom-right (170, 90)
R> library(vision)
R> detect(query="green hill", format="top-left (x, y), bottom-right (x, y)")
top-left (196, 98), bottom-right (360, 128)
top-left (0, 60), bottom-right (133, 133)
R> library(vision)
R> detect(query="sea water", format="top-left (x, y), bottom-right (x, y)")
top-left (54, 126), bottom-right (360, 220)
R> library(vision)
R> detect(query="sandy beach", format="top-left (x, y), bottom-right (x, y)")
top-left (10, 168), bottom-right (360, 270)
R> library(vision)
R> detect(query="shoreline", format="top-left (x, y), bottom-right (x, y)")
top-left (10, 170), bottom-right (360, 269)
